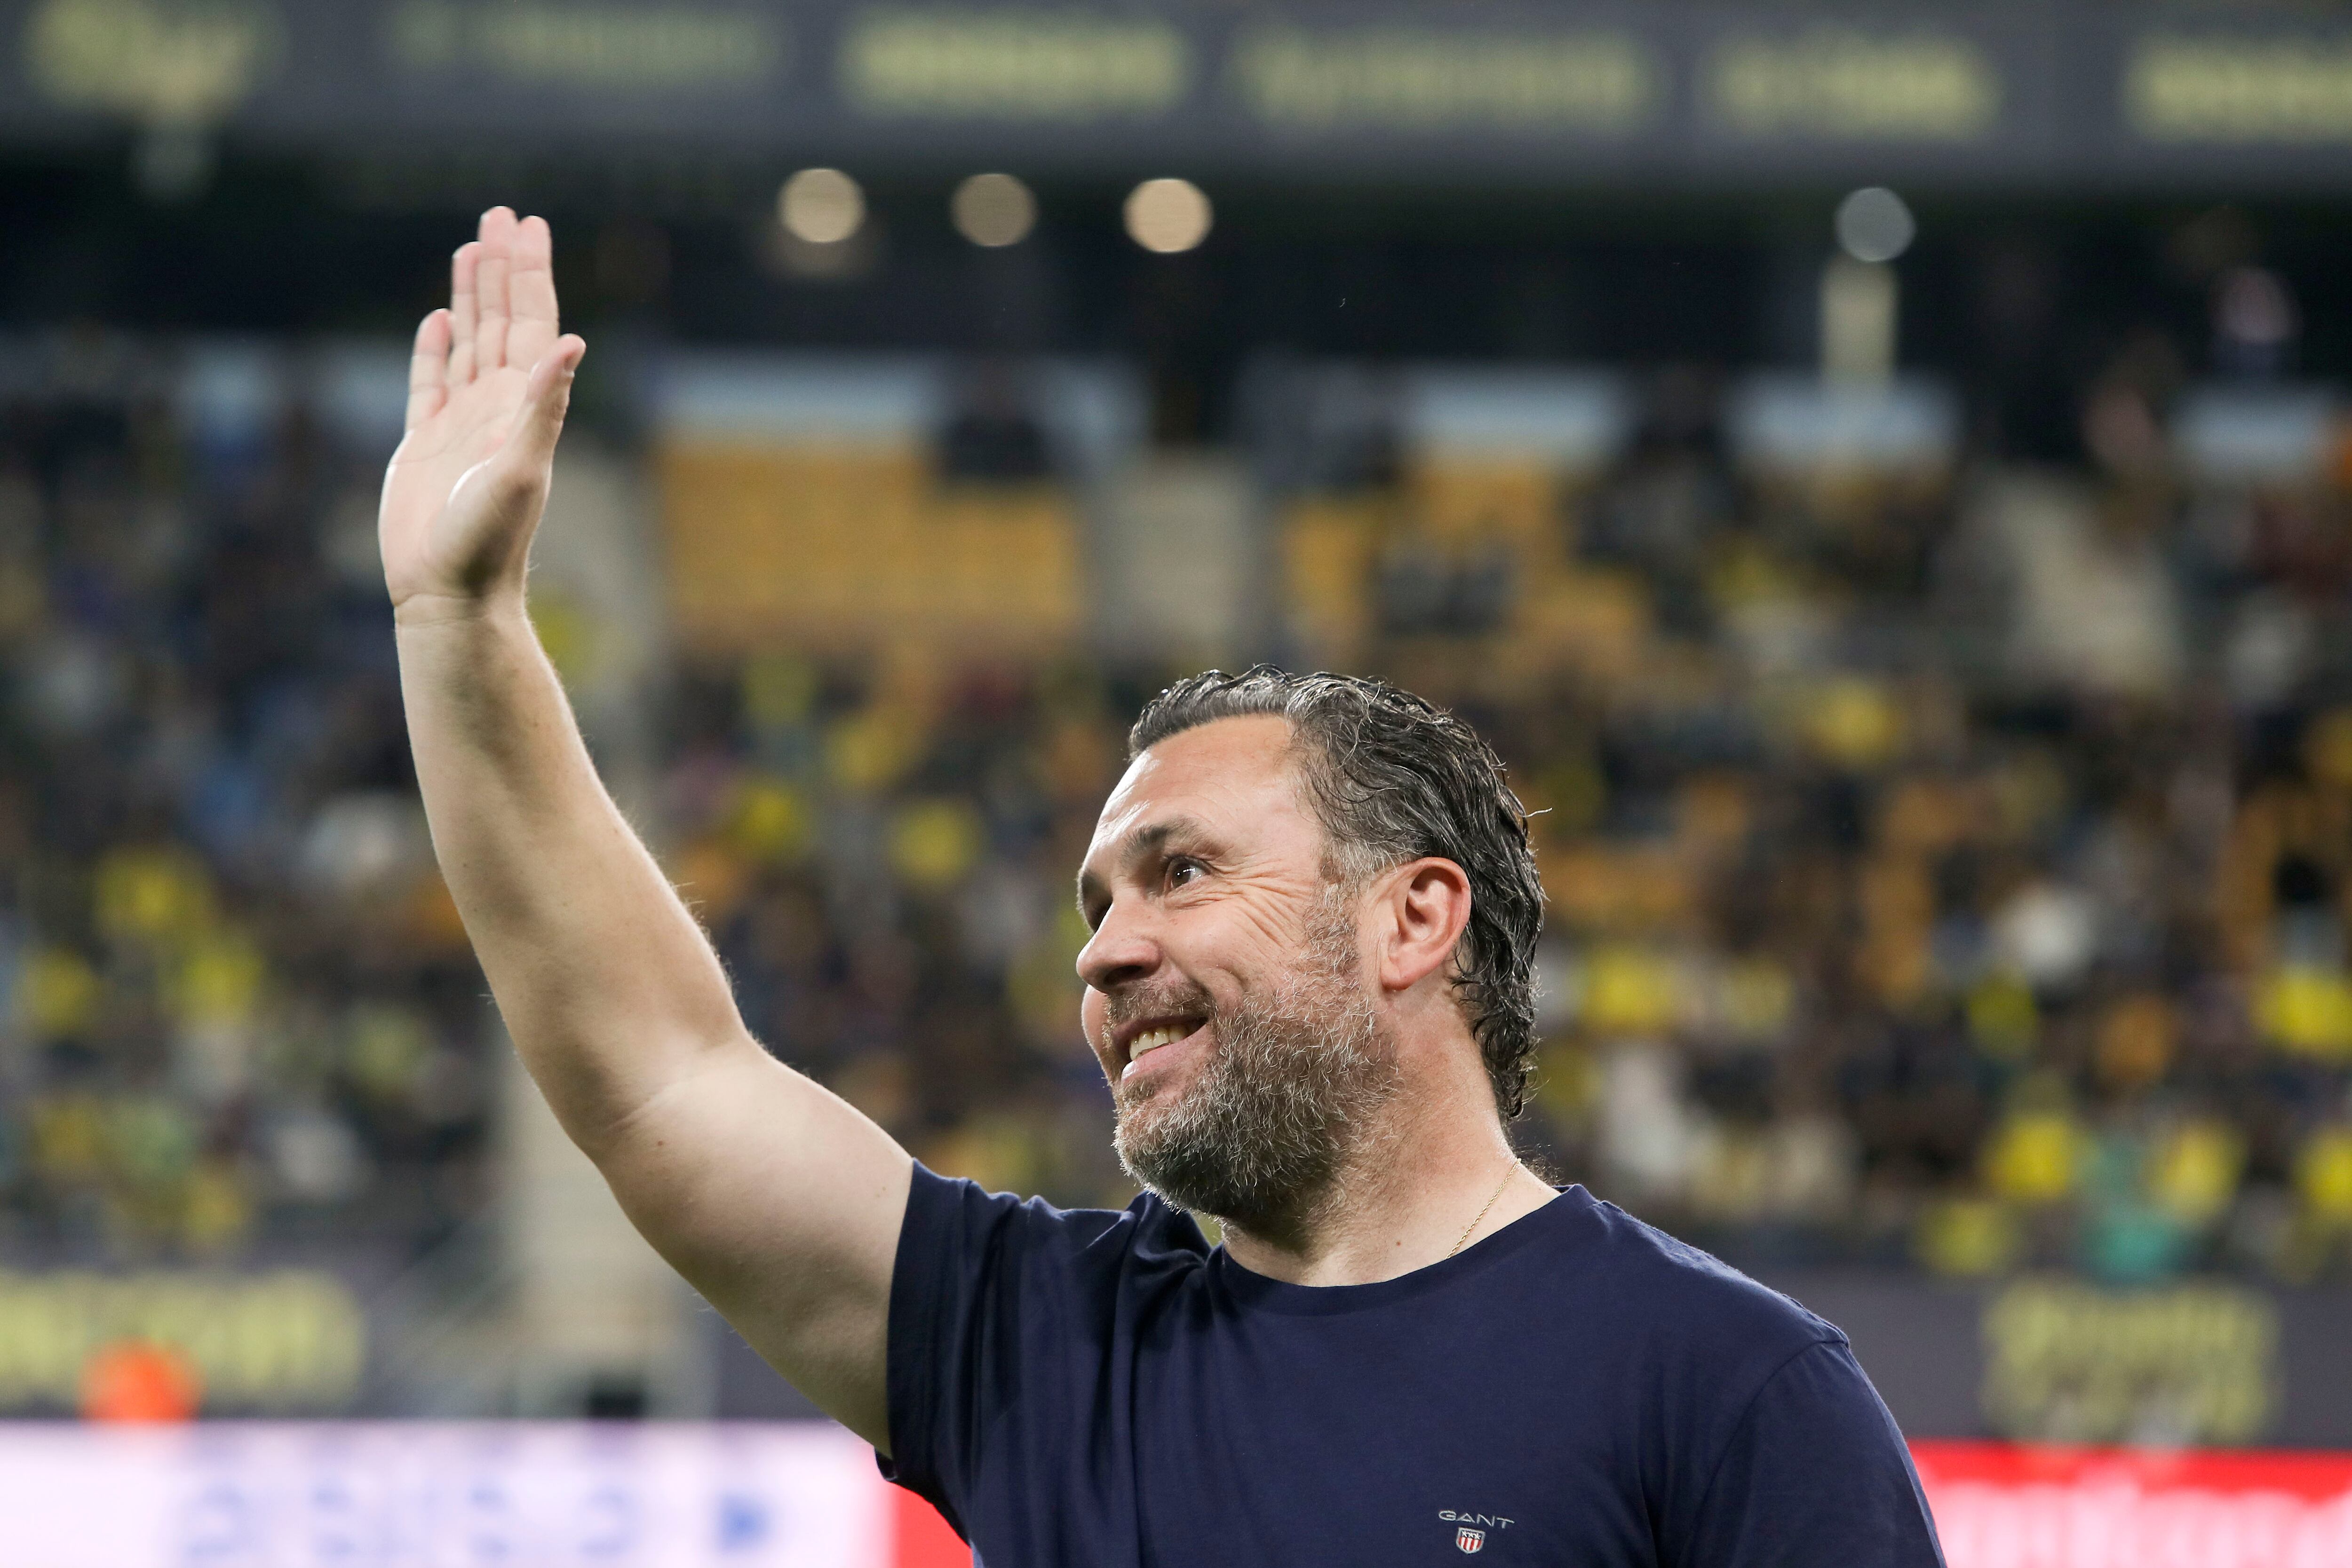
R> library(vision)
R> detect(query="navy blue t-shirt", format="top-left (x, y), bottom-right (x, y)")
top-left (881, 1164), bottom-right (1943, 1567)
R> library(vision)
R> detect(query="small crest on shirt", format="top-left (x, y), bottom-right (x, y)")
top-left (1456, 1526), bottom-right (1486, 1553)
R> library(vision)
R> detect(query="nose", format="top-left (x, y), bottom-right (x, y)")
top-left (1076, 899), bottom-right (1159, 995)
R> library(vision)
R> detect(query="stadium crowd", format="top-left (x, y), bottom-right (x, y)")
top-left (0, 336), bottom-right (494, 1261)
top-left (3, 329), bottom-right (2351, 1296)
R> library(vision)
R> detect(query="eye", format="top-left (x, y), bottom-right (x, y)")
top-left (1166, 856), bottom-right (1206, 890)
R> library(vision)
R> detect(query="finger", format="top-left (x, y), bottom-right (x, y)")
top-left (505, 215), bottom-right (561, 373)
top-left (476, 206), bottom-right (516, 373)
top-left (501, 335), bottom-right (587, 478)
top-left (405, 310), bottom-right (452, 431)
top-left (448, 242), bottom-right (480, 386)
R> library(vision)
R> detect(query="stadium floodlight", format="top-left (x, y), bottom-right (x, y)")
top-left (953, 173), bottom-right (1038, 247)
top-left (1124, 177), bottom-right (1212, 254)
top-left (1835, 187), bottom-right (1915, 264)
top-left (779, 168), bottom-right (866, 245)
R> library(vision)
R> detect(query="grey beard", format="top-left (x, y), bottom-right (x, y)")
top-left (1110, 913), bottom-right (1399, 1230)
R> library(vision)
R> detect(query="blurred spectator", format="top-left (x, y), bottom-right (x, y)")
top-left (936, 362), bottom-right (1053, 483)
top-left (2212, 267), bottom-right (2298, 382)
top-left (1943, 353), bottom-right (2185, 702)
top-left (1580, 366), bottom-right (1737, 634)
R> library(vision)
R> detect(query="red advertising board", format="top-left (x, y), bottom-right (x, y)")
top-left (895, 1484), bottom-right (972, 1568)
top-left (1914, 1441), bottom-right (2352, 1568)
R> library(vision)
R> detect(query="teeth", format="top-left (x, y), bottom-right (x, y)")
top-left (1128, 1024), bottom-right (1193, 1060)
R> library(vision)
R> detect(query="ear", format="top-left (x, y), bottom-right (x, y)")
top-left (1373, 857), bottom-right (1474, 995)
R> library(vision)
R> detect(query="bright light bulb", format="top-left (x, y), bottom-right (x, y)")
top-left (1835, 187), bottom-right (1915, 264)
top-left (953, 173), bottom-right (1037, 248)
top-left (1124, 177), bottom-right (1212, 255)
top-left (780, 168), bottom-right (865, 245)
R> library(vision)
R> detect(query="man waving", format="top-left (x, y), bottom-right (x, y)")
top-left (384, 207), bottom-right (1943, 1567)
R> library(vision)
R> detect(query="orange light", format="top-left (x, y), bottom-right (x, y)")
top-left (80, 1340), bottom-right (202, 1424)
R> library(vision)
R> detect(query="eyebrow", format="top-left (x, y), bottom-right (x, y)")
top-left (1075, 815), bottom-right (1216, 919)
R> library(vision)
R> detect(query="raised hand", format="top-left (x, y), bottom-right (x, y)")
top-left (381, 207), bottom-right (585, 619)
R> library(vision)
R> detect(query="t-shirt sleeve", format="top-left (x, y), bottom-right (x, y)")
top-left (1676, 1339), bottom-right (1946, 1568)
top-left (875, 1164), bottom-right (1015, 1539)
top-left (874, 1162), bottom-right (1130, 1542)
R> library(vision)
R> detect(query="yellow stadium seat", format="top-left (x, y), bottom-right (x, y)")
top-left (1406, 459), bottom-right (1560, 545)
top-left (660, 439), bottom-right (1081, 654)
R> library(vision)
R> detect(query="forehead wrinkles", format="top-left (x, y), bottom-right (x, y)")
top-left (1086, 723), bottom-right (1311, 874)
top-left (1084, 794), bottom-right (1147, 868)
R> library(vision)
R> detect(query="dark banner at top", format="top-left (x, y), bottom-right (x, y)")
top-left (4, 0), bottom-right (2352, 189)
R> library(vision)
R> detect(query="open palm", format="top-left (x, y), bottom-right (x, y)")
top-left (381, 207), bottom-right (585, 616)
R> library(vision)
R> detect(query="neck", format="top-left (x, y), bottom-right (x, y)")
top-left (1215, 1089), bottom-right (1555, 1287)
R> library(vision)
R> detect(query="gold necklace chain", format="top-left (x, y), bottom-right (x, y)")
top-left (1448, 1162), bottom-right (1518, 1259)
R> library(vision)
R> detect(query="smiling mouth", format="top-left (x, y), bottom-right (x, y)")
top-left (1121, 1018), bottom-right (1207, 1078)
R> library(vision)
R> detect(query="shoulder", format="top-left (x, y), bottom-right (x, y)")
top-left (901, 1162), bottom-right (1212, 1284)
top-left (1529, 1194), bottom-right (1907, 1520)
top-left (1543, 1189), bottom-right (1845, 1362)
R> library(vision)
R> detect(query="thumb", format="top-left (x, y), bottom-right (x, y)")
top-left (505, 335), bottom-right (586, 472)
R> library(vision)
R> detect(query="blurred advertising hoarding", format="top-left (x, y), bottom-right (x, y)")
top-left (0, 1258), bottom-right (2349, 1444)
top-left (0, 1267), bottom-right (368, 1416)
top-left (1767, 1273), bottom-right (2352, 1451)
top-left (1915, 1443), bottom-right (2352, 1568)
top-left (0, 1423), bottom-right (2346, 1568)
top-left (0, 1422), bottom-right (967, 1568)
top-left (5, 0), bottom-right (2352, 189)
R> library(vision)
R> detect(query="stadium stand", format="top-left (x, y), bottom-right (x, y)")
top-left (4, 331), bottom-right (2350, 1329)
top-left (0, 333), bottom-right (484, 1265)
top-left (1262, 355), bottom-right (2352, 1289)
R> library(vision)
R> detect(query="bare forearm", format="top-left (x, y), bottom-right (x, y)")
top-left (395, 597), bottom-right (750, 1151)
top-left (381, 220), bottom-right (907, 1441)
